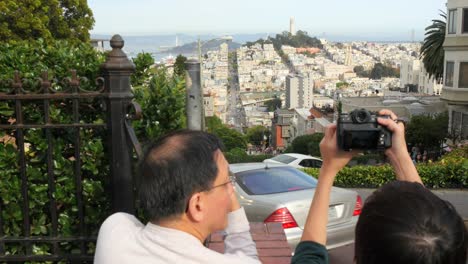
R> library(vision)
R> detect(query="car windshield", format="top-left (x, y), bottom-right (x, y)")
top-left (269, 154), bottom-right (297, 164)
top-left (234, 166), bottom-right (318, 195)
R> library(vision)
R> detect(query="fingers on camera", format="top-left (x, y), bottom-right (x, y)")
top-left (379, 109), bottom-right (397, 120)
top-left (378, 117), bottom-right (399, 132)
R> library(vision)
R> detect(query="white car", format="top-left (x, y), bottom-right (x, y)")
top-left (263, 153), bottom-right (322, 169)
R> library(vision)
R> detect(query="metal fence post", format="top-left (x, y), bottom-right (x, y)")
top-left (101, 35), bottom-right (136, 213)
top-left (185, 59), bottom-right (204, 130)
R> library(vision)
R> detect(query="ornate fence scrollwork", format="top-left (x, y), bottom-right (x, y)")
top-left (0, 34), bottom-right (139, 262)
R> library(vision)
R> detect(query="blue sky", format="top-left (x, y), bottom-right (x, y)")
top-left (88, 0), bottom-right (447, 40)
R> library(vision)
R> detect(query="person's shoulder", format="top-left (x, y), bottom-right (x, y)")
top-left (99, 213), bottom-right (144, 236)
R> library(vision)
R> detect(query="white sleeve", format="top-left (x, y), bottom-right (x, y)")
top-left (94, 213), bottom-right (143, 264)
top-left (223, 207), bottom-right (259, 261)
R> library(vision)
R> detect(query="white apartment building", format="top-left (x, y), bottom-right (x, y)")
top-left (201, 43), bottom-right (229, 123)
top-left (418, 63), bottom-right (443, 95)
top-left (289, 108), bottom-right (313, 139)
top-left (441, 0), bottom-right (468, 140)
top-left (322, 64), bottom-right (353, 78)
top-left (286, 73), bottom-right (314, 109)
top-left (400, 59), bottom-right (442, 95)
top-left (400, 59), bottom-right (420, 88)
top-left (312, 96), bottom-right (334, 109)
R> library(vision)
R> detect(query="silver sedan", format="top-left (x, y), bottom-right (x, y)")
top-left (230, 163), bottom-right (361, 250)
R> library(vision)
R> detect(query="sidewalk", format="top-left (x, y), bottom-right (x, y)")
top-left (351, 188), bottom-right (468, 221)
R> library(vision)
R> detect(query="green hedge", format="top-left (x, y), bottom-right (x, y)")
top-left (303, 147), bottom-right (468, 188)
top-left (0, 40), bottom-right (108, 258)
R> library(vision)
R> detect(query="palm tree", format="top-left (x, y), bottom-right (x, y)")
top-left (420, 12), bottom-right (446, 80)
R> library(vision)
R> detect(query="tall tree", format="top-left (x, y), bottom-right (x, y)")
top-left (420, 12), bottom-right (446, 80)
top-left (246, 125), bottom-right (270, 146)
top-left (133, 67), bottom-right (186, 141)
top-left (405, 112), bottom-right (448, 151)
top-left (0, 0), bottom-right (95, 43)
top-left (206, 116), bottom-right (247, 151)
top-left (173, 54), bottom-right (187, 78)
top-left (290, 133), bottom-right (324, 156)
top-left (265, 97), bottom-right (282, 111)
top-left (131, 52), bottom-right (155, 86)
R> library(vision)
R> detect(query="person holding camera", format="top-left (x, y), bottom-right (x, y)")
top-left (292, 109), bottom-right (467, 264)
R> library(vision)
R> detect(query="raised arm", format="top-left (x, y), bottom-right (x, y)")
top-left (300, 124), bottom-right (356, 245)
top-left (223, 186), bottom-right (260, 262)
top-left (377, 109), bottom-right (423, 184)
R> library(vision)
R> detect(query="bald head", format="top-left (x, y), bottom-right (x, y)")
top-left (138, 130), bottom-right (225, 222)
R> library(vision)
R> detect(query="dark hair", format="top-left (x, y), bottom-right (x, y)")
top-left (138, 130), bottom-right (224, 222)
top-left (355, 181), bottom-right (467, 264)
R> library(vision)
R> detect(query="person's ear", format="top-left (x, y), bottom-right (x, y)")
top-left (186, 193), bottom-right (205, 222)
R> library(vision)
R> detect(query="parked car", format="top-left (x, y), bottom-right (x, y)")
top-left (263, 153), bottom-right (323, 169)
top-left (230, 163), bottom-right (361, 250)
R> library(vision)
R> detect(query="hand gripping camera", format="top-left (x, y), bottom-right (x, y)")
top-left (337, 108), bottom-right (392, 151)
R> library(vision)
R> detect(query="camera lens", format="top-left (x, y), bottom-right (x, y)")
top-left (351, 109), bottom-right (371, 124)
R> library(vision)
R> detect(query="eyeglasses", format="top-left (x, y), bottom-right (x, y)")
top-left (204, 175), bottom-right (236, 192)
top-left (185, 175), bottom-right (237, 212)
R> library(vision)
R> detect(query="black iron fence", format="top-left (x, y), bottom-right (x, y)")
top-left (0, 35), bottom-right (141, 263)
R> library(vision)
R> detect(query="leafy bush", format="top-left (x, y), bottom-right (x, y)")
top-left (303, 153), bottom-right (467, 188)
top-left (132, 67), bottom-right (186, 142)
top-left (290, 133), bottom-right (323, 156)
top-left (349, 153), bottom-right (386, 166)
top-left (131, 52), bottom-right (155, 86)
top-left (0, 39), bottom-right (109, 258)
top-left (0, 39), bottom-right (105, 86)
top-left (205, 116), bottom-right (247, 151)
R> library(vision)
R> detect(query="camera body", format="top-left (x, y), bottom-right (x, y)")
top-left (337, 108), bottom-right (392, 151)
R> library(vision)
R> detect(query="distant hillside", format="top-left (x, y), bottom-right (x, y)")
top-left (245, 30), bottom-right (323, 50)
top-left (91, 33), bottom-right (265, 55)
top-left (165, 40), bottom-right (241, 54)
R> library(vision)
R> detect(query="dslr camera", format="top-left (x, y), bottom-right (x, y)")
top-left (337, 108), bottom-right (392, 151)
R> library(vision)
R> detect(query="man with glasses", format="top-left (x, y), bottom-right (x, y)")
top-left (94, 130), bottom-right (260, 264)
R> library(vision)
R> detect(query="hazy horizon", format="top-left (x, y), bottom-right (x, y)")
top-left (88, 0), bottom-right (446, 41)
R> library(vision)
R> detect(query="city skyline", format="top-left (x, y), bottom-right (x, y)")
top-left (88, 0), bottom-right (447, 41)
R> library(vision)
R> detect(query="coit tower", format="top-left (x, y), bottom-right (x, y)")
top-left (290, 17), bottom-right (296, 36)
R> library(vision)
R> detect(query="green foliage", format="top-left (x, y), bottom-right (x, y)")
top-left (205, 115), bottom-right (224, 130)
top-left (245, 125), bottom-right (270, 146)
top-left (245, 30), bottom-right (323, 51)
top-left (406, 112), bottom-right (448, 150)
top-left (303, 155), bottom-right (467, 188)
top-left (336, 82), bottom-right (349, 89)
top-left (0, 39), bottom-right (110, 258)
top-left (133, 67), bottom-right (186, 142)
top-left (265, 97), bottom-right (282, 111)
top-left (350, 153), bottom-right (386, 166)
top-left (370, 63), bottom-right (400, 79)
top-left (283, 145), bottom-right (294, 153)
top-left (131, 52), bottom-right (155, 87)
top-left (173, 54), bottom-right (187, 77)
top-left (0, 0), bottom-right (95, 43)
top-left (420, 12), bottom-right (446, 80)
top-left (290, 133), bottom-right (324, 156)
top-left (0, 39), bottom-right (105, 86)
top-left (206, 116), bottom-right (247, 151)
top-left (442, 145), bottom-right (468, 160)
top-left (353, 65), bottom-right (369, 78)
